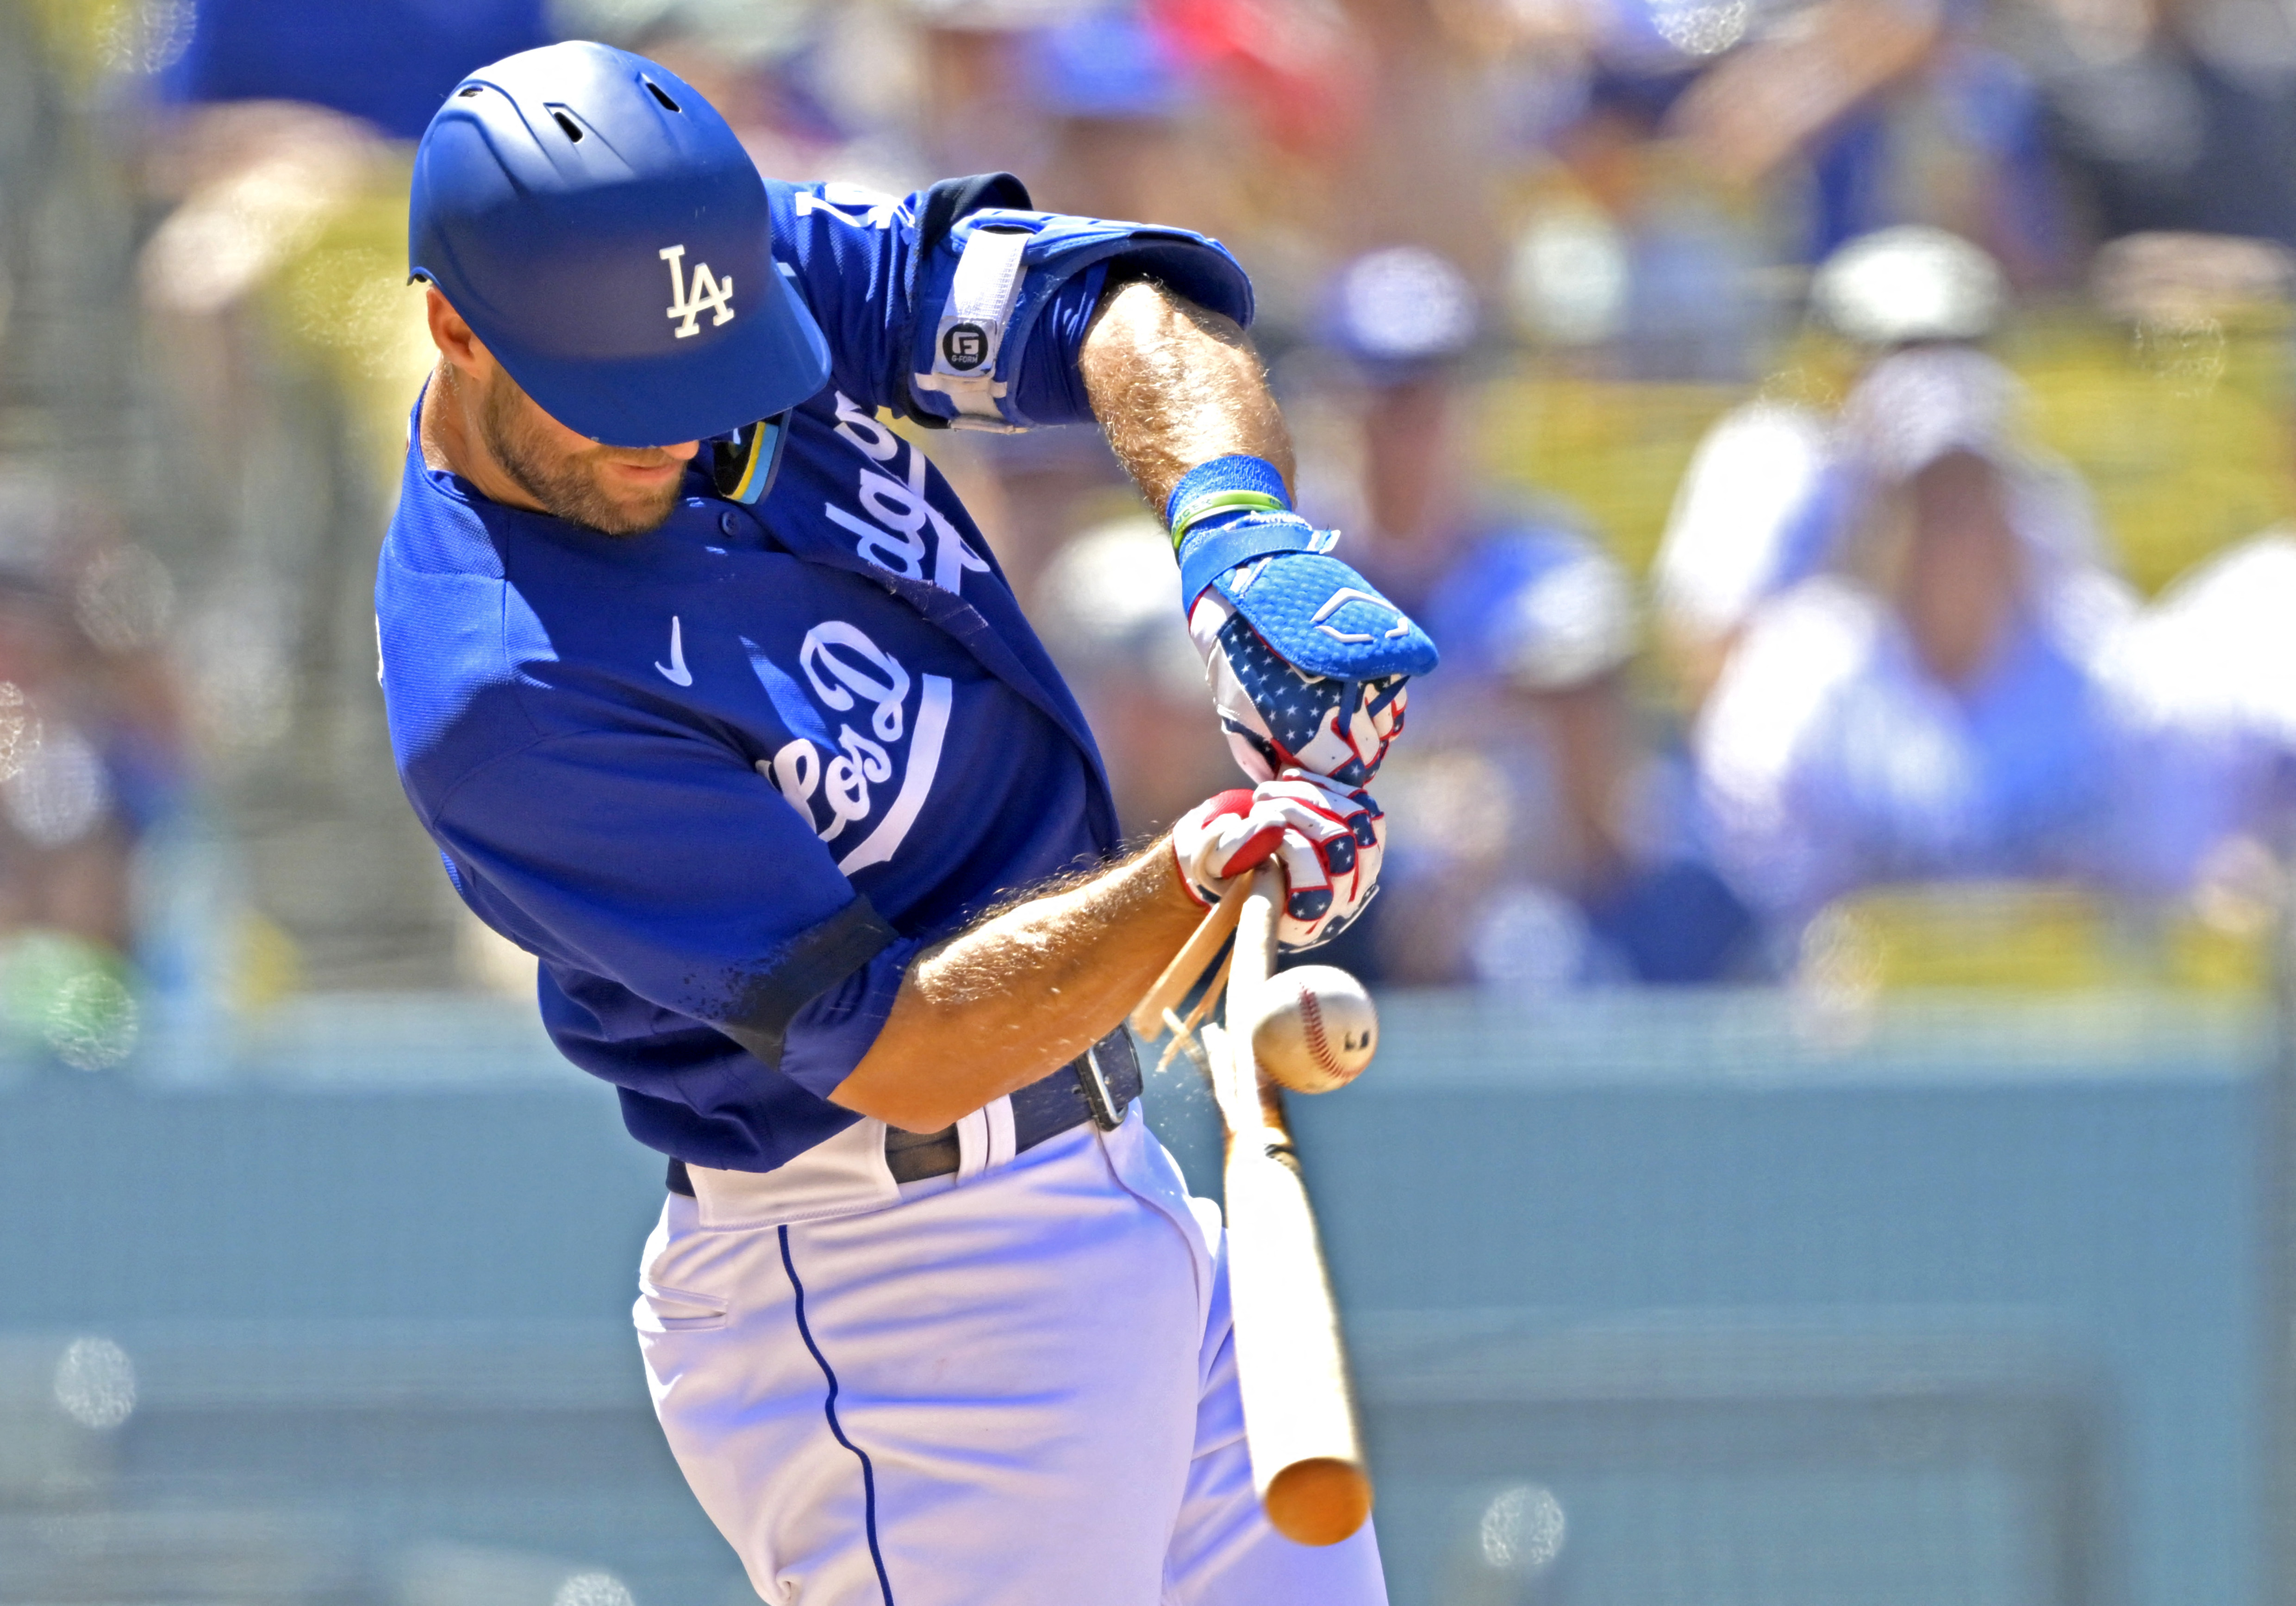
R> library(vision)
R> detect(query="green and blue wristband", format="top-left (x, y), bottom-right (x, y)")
top-left (1164, 454), bottom-right (1325, 604)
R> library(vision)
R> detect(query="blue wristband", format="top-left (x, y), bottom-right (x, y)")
top-left (1165, 454), bottom-right (1293, 537)
top-left (1166, 455), bottom-right (1324, 605)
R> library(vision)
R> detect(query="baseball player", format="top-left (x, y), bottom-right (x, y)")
top-left (375, 41), bottom-right (1435, 1606)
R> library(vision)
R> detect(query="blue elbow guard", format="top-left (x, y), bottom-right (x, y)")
top-left (907, 208), bottom-right (1255, 431)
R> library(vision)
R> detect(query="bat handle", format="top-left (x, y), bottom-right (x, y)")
top-left (1130, 880), bottom-right (1248, 1039)
top-left (1212, 862), bottom-right (1286, 1133)
top-left (1231, 861), bottom-right (1282, 1000)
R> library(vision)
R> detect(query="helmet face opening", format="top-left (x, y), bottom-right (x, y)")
top-left (711, 413), bottom-right (792, 505)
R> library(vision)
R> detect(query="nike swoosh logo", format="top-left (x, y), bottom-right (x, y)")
top-left (655, 616), bottom-right (693, 687)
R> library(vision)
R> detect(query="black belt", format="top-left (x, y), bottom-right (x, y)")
top-left (667, 1029), bottom-right (1141, 1196)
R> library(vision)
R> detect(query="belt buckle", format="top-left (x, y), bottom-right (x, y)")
top-left (1075, 1045), bottom-right (1123, 1132)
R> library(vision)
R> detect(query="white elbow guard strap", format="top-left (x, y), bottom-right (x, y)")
top-left (906, 206), bottom-right (1255, 431)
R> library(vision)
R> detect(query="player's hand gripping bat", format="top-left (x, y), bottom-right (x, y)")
top-left (1135, 862), bottom-right (1373, 1547)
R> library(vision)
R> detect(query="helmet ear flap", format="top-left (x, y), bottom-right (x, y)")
top-left (711, 413), bottom-right (792, 504)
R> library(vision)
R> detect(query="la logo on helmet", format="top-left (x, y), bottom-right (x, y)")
top-left (659, 244), bottom-right (734, 338)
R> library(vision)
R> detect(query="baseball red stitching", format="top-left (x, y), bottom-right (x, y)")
top-left (1298, 985), bottom-right (1344, 1084)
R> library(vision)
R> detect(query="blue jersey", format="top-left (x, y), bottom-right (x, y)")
top-left (377, 180), bottom-right (1212, 1171)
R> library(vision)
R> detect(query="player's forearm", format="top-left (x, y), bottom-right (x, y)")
top-left (831, 840), bottom-right (1202, 1132)
top-left (1081, 275), bottom-right (1296, 517)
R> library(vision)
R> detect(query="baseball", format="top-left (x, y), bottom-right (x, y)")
top-left (1249, 965), bottom-right (1378, 1093)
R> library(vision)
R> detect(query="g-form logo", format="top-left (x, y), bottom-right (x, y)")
top-left (660, 244), bottom-right (734, 339)
top-left (940, 322), bottom-right (989, 372)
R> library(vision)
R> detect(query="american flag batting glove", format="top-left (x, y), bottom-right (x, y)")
top-left (1170, 772), bottom-right (1385, 951)
top-left (1190, 588), bottom-right (1410, 787)
top-left (1165, 456), bottom-right (1435, 789)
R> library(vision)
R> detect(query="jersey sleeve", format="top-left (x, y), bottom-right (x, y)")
top-left (767, 173), bottom-right (1254, 433)
top-left (766, 179), bottom-right (928, 424)
top-left (430, 725), bottom-right (917, 1100)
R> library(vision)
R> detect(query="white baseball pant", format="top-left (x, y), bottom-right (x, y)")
top-left (633, 1100), bottom-right (1389, 1606)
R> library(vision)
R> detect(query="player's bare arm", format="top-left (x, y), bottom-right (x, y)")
top-left (839, 768), bottom-right (1379, 1131)
top-left (835, 278), bottom-right (1383, 1133)
top-left (1082, 276), bottom-right (1437, 791)
top-left (1081, 274), bottom-right (1296, 514)
top-left (833, 841), bottom-right (1201, 1132)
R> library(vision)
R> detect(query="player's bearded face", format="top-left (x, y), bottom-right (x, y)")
top-left (477, 367), bottom-right (689, 537)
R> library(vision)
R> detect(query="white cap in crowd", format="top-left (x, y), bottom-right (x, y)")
top-left (1812, 225), bottom-right (2005, 348)
top-left (1837, 344), bottom-right (2022, 485)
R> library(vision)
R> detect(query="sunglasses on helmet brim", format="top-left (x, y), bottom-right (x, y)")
top-left (710, 411), bottom-right (793, 505)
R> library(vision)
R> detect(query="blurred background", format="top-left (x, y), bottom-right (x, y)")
top-left (9, 0), bottom-right (2296, 1600)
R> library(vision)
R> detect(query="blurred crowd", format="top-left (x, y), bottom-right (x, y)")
top-left (10, 0), bottom-right (2296, 1040)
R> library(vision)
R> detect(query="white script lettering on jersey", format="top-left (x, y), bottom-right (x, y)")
top-left (792, 182), bottom-right (911, 231)
top-left (756, 619), bottom-right (952, 875)
top-left (823, 391), bottom-right (992, 597)
top-left (660, 244), bottom-right (734, 339)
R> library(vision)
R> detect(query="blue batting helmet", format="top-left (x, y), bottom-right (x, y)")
top-left (408, 41), bottom-right (830, 452)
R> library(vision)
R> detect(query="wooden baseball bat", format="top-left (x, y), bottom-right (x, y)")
top-left (1130, 882), bottom-right (1245, 1039)
top-left (1202, 861), bottom-right (1373, 1547)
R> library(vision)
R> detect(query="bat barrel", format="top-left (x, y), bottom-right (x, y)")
top-left (1216, 862), bottom-right (1373, 1546)
top-left (1223, 1129), bottom-right (1372, 1542)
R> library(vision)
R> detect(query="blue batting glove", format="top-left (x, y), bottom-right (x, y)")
top-left (1167, 457), bottom-right (1438, 787)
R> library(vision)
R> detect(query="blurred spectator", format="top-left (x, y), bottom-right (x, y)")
top-left (1306, 246), bottom-right (1757, 985)
top-left (0, 473), bottom-right (185, 957)
top-left (1801, 41), bottom-right (2068, 277)
top-left (1487, 0), bottom-right (2067, 380)
top-left (1032, 513), bottom-right (1236, 835)
top-left (2023, 0), bottom-right (2296, 249)
top-left (1028, 7), bottom-right (1210, 226)
top-left (2096, 234), bottom-right (2296, 927)
top-left (1667, 0), bottom-right (2070, 276)
top-left (552, 0), bottom-right (862, 185)
top-left (990, 7), bottom-right (1236, 595)
top-left (158, 0), bottom-right (550, 138)
top-left (1653, 225), bottom-right (2005, 705)
top-left (1692, 345), bottom-right (2184, 934)
top-left (1152, 0), bottom-right (1370, 161)
top-left (1521, 70), bottom-right (1771, 379)
top-left (2111, 535), bottom-right (2296, 900)
top-left (0, 471), bottom-right (189, 1070)
top-left (911, 0), bottom-right (1070, 181)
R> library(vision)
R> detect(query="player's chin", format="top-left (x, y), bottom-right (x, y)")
top-left (555, 473), bottom-right (684, 538)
